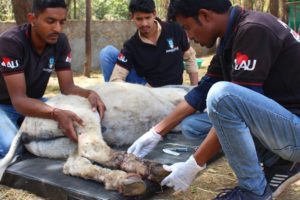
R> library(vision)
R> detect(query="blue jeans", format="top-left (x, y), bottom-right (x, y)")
top-left (99, 45), bottom-right (147, 84)
top-left (0, 104), bottom-right (22, 158)
top-left (207, 81), bottom-right (300, 195)
top-left (180, 112), bottom-right (212, 143)
top-left (0, 98), bottom-right (48, 158)
top-left (181, 102), bottom-right (279, 167)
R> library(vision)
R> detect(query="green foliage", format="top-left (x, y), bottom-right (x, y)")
top-left (68, 0), bottom-right (129, 20)
top-left (1, 0), bottom-right (290, 22)
top-left (0, 0), bottom-right (167, 21)
top-left (92, 0), bottom-right (129, 20)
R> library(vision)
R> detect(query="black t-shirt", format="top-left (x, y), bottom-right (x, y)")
top-left (116, 20), bottom-right (190, 87)
top-left (0, 24), bottom-right (71, 104)
top-left (207, 6), bottom-right (300, 115)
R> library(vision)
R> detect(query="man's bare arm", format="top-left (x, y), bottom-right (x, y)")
top-left (188, 72), bottom-right (199, 85)
top-left (194, 127), bottom-right (222, 166)
top-left (184, 47), bottom-right (199, 85)
top-left (153, 100), bottom-right (196, 136)
top-left (109, 64), bottom-right (129, 82)
top-left (4, 73), bottom-right (54, 118)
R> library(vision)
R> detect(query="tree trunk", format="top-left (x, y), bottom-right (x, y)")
top-left (84, 0), bottom-right (91, 77)
top-left (279, 0), bottom-right (288, 23)
top-left (254, 0), bottom-right (265, 11)
top-left (270, 0), bottom-right (279, 17)
top-left (11, 0), bottom-right (33, 25)
top-left (73, 0), bottom-right (77, 19)
top-left (65, 0), bottom-right (71, 7)
top-left (162, 0), bottom-right (170, 19)
top-left (263, 0), bottom-right (270, 12)
top-left (242, 0), bottom-right (253, 10)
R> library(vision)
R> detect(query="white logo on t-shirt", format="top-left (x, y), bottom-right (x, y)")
top-left (277, 19), bottom-right (300, 42)
top-left (117, 53), bottom-right (128, 63)
top-left (290, 29), bottom-right (300, 42)
top-left (1, 57), bottom-right (19, 69)
top-left (65, 53), bottom-right (71, 63)
top-left (166, 38), bottom-right (179, 53)
top-left (233, 52), bottom-right (257, 71)
top-left (43, 56), bottom-right (55, 73)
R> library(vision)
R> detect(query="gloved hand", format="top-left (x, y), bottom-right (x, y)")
top-left (161, 155), bottom-right (206, 191)
top-left (127, 128), bottom-right (162, 158)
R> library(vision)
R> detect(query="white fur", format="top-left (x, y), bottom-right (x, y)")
top-left (0, 82), bottom-right (187, 182)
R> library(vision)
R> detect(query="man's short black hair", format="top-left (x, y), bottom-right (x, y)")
top-left (129, 0), bottom-right (156, 14)
top-left (168, 0), bottom-right (232, 21)
top-left (32, 0), bottom-right (67, 14)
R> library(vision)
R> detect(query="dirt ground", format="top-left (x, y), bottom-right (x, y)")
top-left (0, 56), bottom-right (299, 200)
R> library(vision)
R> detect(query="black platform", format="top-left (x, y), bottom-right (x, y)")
top-left (1, 133), bottom-right (205, 200)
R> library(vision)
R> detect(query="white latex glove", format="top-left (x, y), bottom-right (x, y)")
top-left (161, 155), bottom-right (206, 191)
top-left (127, 128), bottom-right (162, 158)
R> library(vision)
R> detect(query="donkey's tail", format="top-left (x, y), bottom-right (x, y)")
top-left (0, 130), bottom-right (23, 180)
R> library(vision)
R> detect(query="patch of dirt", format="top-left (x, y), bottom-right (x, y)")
top-left (152, 158), bottom-right (300, 200)
top-left (1, 55), bottom-right (299, 200)
top-left (0, 185), bottom-right (44, 200)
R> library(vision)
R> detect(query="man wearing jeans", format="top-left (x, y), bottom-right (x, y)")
top-left (99, 0), bottom-right (199, 87)
top-left (128, 0), bottom-right (300, 199)
top-left (0, 0), bottom-right (106, 158)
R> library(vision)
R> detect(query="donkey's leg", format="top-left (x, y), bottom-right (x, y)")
top-left (77, 127), bottom-right (169, 183)
top-left (63, 154), bottom-right (146, 196)
top-left (76, 112), bottom-right (118, 165)
top-left (104, 151), bottom-right (170, 183)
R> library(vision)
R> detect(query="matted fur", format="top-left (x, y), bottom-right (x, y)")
top-left (0, 82), bottom-right (188, 195)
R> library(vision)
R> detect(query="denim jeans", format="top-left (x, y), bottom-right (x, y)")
top-left (99, 45), bottom-right (147, 84)
top-left (207, 81), bottom-right (300, 195)
top-left (0, 104), bottom-right (22, 158)
top-left (180, 112), bottom-right (212, 143)
top-left (0, 98), bottom-right (48, 158)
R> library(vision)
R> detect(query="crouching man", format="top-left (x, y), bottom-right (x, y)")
top-left (128, 0), bottom-right (300, 199)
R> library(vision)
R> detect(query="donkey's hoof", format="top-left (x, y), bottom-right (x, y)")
top-left (148, 162), bottom-right (170, 183)
top-left (121, 174), bottom-right (146, 196)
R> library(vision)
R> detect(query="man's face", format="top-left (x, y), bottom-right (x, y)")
top-left (132, 11), bottom-right (156, 36)
top-left (29, 7), bottom-right (67, 44)
top-left (176, 14), bottom-right (218, 48)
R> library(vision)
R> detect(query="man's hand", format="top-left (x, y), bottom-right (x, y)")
top-left (161, 155), bottom-right (206, 191)
top-left (127, 128), bottom-right (162, 157)
top-left (87, 90), bottom-right (106, 119)
top-left (52, 108), bottom-right (84, 142)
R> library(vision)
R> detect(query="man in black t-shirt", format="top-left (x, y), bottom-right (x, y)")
top-left (99, 0), bottom-right (199, 87)
top-left (0, 0), bottom-right (106, 158)
top-left (128, 0), bottom-right (300, 199)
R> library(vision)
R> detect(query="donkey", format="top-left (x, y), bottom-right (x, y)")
top-left (0, 82), bottom-right (189, 196)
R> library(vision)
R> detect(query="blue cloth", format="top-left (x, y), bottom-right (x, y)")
top-left (207, 81), bottom-right (300, 195)
top-left (184, 75), bottom-right (220, 111)
top-left (0, 97), bottom-right (48, 158)
top-left (0, 104), bottom-right (21, 158)
top-left (180, 112), bottom-right (211, 142)
top-left (99, 45), bottom-right (147, 84)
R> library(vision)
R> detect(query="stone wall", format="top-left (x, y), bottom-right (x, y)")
top-left (63, 20), bottom-right (137, 72)
top-left (0, 20), bottom-right (213, 72)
